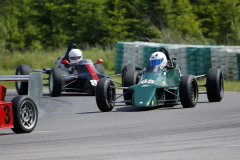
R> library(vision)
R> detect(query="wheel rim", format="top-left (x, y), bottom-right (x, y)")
top-left (190, 80), bottom-right (198, 102)
top-left (20, 100), bottom-right (37, 129)
top-left (49, 73), bottom-right (53, 93)
top-left (16, 70), bottom-right (22, 89)
top-left (107, 84), bottom-right (115, 107)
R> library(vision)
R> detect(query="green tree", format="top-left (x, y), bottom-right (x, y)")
top-left (70, 0), bottom-right (107, 47)
top-left (102, 0), bottom-right (164, 45)
top-left (218, 0), bottom-right (240, 44)
top-left (192, 0), bottom-right (240, 44)
top-left (32, 0), bottom-right (67, 48)
top-left (0, 0), bottom-right (25, 51)
top-left (1, 0), bottom-right (240, 51)
top-left (137, 0), bottom-right (173, 29)
top-left (102, 0), bottom-right (130, 44)
top-left (230, 0), bottom-right (240, 44)
top-left (171, 0), bottom-right (201, 37)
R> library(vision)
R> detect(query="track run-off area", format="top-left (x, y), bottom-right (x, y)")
top-left (1, 90), bottom-right (240, 160)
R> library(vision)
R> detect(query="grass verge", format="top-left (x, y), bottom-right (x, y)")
top-left (1, 48), bottom-right (240, 91)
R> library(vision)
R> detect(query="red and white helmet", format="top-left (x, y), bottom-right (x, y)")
top-left (149, 52), bottom-right (167, 69)
top-left (69, 49), bottom-right (83, 64)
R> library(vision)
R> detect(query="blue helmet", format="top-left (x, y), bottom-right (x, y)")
top-left (149, 52), bottom-right (167, 68)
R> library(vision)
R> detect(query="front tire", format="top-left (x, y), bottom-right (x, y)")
top-left (11, 96), bottom-right (38, 133)
top-left (206, 68), bottom-right (224, 102)
top-left (179, 75), bottom-right (199, 108)
top-left (15, 64), bottom-right (31, 95)
top-left (96, 78), bottom-right (116, 112)
top-left (49, 67), bottom-right (62, 97)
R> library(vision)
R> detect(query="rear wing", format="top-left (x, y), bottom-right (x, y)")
top-left (0, 73), bottom-right (43, 108)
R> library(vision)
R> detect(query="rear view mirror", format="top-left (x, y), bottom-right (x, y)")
top-left (61, 60), bottom-right (70, 65)
top-left (96, 59), bottom-right (104, 64)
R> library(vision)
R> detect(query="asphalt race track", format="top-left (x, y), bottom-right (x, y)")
top-left (1, 90), bottom-right (240, 160)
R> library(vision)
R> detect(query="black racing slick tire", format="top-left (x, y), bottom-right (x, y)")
top-left (49, 67), bottom-right (62, 97)
top-left (94, 63), bottom-right (105, 74)
top-left (15, 64), bottom-right (31, 95)
top-left (122, 64), bottom-right (135, 75)
top-left (179, 75), bottom-right (199, 108)
top-left (96, 78), bottom-right (116, 112)
top-left (122, 71), bottom-right (139, 105)
top-left (206, 68), bottom-right (224, 102)
top-left (11, 96), bottom-right (38, 133)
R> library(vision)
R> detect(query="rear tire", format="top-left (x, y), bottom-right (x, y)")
top-left (206, 68), bottom-right (224, 102)
top-left (96, 78), bottom-right (116, 112)
top-left (11, 96), bottom-right (38, 133)
top-left (179, 75), bottom-right (199, 108)
top-left (94, 63), bottom-right (105, 74)
top-left (122, 64), bottom-right (135, 75)
top-left (15, 65), bottom-right (31, 95)
top-left (122, 71), bottom-right (139, 105)
top-left (49, 67), bottom-right (62, 97)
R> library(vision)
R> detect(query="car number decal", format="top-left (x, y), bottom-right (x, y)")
top-left (90, 80), bottom-right (98, 86)
top-left (4, 105), bottom-right (11, 124)
top-left (141, 79), bottom-right (155, 84)
top-left (0, 103), bottom-right (13, 129)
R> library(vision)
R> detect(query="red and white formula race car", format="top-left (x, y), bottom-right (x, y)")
top-left (0, 73), bottom-right (42, 133)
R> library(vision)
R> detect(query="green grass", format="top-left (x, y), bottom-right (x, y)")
top-left (197, 78), bottom-right (240, 92)
top-left (0, 48), bottom-right (115, 71)
top-left (0, 48), bottom-right (115, 89)
top-left (105, 70), bottom-right (122, 86)
top-left (224, 80), bottom-right (240, 92)
top-left (1, 48), bottom-right (240, 91)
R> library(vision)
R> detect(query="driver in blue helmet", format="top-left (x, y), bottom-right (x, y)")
top-left (146, 52), bottom-right (168, 72)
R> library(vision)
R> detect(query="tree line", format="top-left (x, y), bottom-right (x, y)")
top-left (0, 0), bottom-right (240, 52)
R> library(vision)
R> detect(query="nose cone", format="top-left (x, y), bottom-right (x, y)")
top-left (130, 84), bottom-right (158, 107)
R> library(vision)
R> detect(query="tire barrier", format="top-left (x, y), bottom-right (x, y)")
top-left (115, 42), bottom-right (240, 80)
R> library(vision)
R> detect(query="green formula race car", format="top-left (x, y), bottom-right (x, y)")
top-left (95, 48), bottom-right (224, 112)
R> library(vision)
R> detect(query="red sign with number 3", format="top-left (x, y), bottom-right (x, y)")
top-left (0, 83), bottom-right (14, 129)
top-left (0, 102), bottom-right (13, 129)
